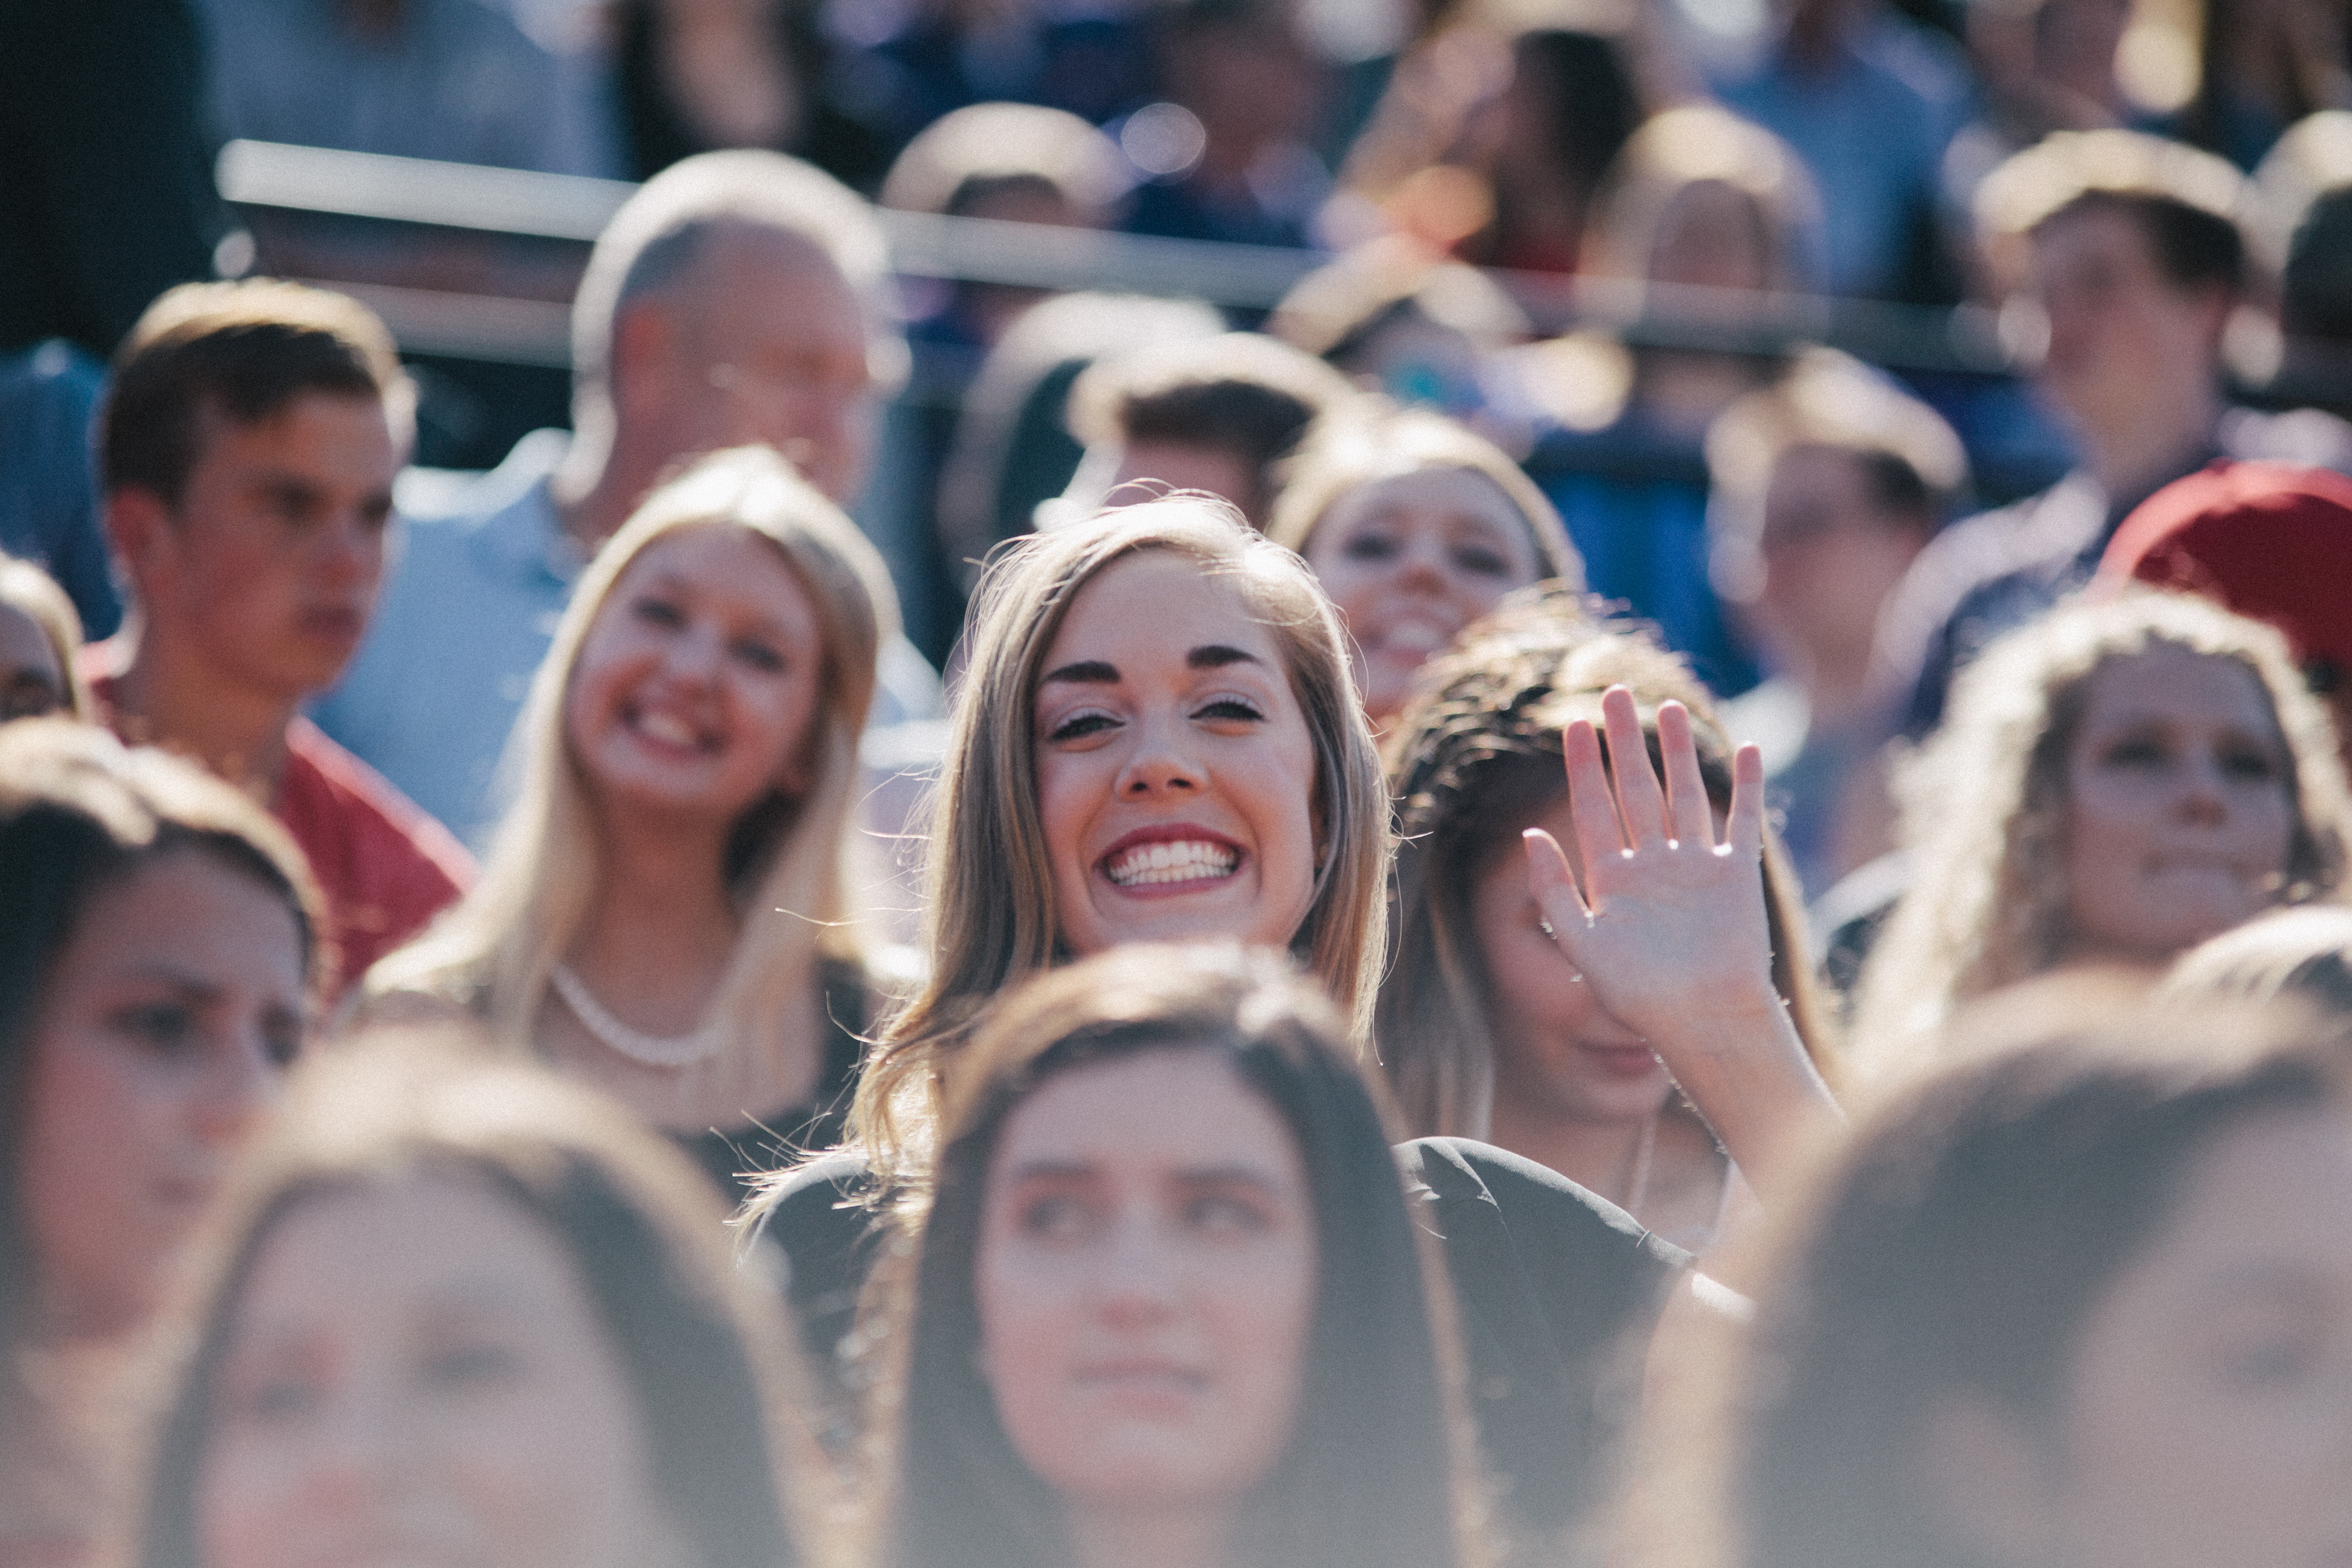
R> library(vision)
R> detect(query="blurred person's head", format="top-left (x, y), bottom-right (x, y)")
top-left (1491, 29), bottom-right (1644, 226)
top-left (1707, 351), bottom-right (1966, 683)
top-left (0, 554), bottom-right (88, 722)
top-left (1378, 591), bottom-right (1830, 1141)
top-left (2159, 902), bottom-right (2352, 1020)
top-left (2094, 460), bottom-right (2352, 776)
top-left (1267, 401), bottom-right (1580, 722)
top-left (2251, 111), bottom-right (2352, 361)
top-left (1851, 592), bottom-right (2352, 1073)
top-left (1698, 1012), bottom-right (2352, 1568)
top-left (132, 1035), bottom-right (817, 1568)
top-left (1975, 130), bottom-right (2249, 456)
top-left (936, 292), bottom-right (1224, 577)
top-left (369, 446), bottom-right (894, 1043)
top-left (1584, 105), bottom-right (1823, 299)
top-left (567, 150), bottom-right (900, 505)
top-left (0, 720), bottom-right (315, 1358)
top-left (837, 498), bottom-right (1386, 1172)
top-left (880, 102), bottom-right (1130, 228)
top-left (99, 281), bottom-right (411, 705)
top-left (880, 103), bottom-right (1131, 348)
top-left (1063, 333), bottom-right (1355, 526)
top-left (864, 942), bottom-right (1481, 1568)
top-left (1152, 0), bottom-right (1327, 176)
top-left (1268, 238), bottom-right (1529, 415)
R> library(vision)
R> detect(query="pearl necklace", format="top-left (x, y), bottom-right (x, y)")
top-left (550, 964), bottom-right (725, 1069)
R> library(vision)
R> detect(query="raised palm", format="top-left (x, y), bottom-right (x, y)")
top-left (1522, 686), bottom-right (1778, 1059)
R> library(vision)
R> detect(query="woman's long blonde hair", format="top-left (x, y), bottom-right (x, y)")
top-left (1848, 591), bottom-right (2352, 1077)
top-left (368, 445), bottom-right (898, 1048)
top-left (848, 498), bottom-right (1390, 1174)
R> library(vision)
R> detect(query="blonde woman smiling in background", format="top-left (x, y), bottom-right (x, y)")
top-left (1268, 401), bottom-right (1583, 727)
top-left (369, 444), bottom-right (898, 1205)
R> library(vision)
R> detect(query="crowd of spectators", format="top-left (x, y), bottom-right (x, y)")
top-left (5, 2), bottom-right (2352, 1567)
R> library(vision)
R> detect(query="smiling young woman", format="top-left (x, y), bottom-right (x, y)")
top-left (366, 444), bottom-right (899, 1199)
top-left (1849, 592), bottom-right (2352, 1079)
top-left (848, 496), bottom-right (1389, 1173)
top-left (1266, 401), bottom-right (1583, 727)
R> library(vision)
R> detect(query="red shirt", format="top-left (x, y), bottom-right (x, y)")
top-left (85, 664), bottom-right (474, 998)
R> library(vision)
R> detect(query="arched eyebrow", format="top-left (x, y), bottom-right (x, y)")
top-left (1188, 645), bottom-right (1264, 671)
top-left (1042, 659), bottom-right (1120, 686)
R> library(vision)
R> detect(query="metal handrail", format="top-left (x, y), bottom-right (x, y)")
top-left (218, 137), bottom-right (2014, 374)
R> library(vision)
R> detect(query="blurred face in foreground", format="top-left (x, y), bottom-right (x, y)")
top-left (1033, 549), bottom-right (1320, 956)
top-left (197, 1173), bottom-right (683, 1568)
top-left (1946, 1106), bottom-right (2352, 1568)
top-left (21, 847), bottom-right (303, 1337)
top-left (975, 1048), bottom-right (1318, 1542)
top-left (2061, 646), bottom-right (2295, 967)
top-left (0, 600), bottom-right (67, 721)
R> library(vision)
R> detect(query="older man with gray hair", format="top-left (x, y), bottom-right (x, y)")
top-left (314, 150), bottom-right (934, 847)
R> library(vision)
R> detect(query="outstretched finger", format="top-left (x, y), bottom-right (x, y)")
top-left (1727, 742), bottom-right (1767, 859)
top-left (1522, 826), bottom-right (1592, 939)
top-left (1563, 717), bottom-right (1629, 867)
top-left (1656, 701), bottom-right (1717, 848)
top-left (1601, 686), bottom-right (1669, 845)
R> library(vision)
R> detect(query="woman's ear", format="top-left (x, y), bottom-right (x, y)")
top-left (1912, 1394), bottom-right (2058, 1565)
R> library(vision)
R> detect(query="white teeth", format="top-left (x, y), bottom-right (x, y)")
top-left (636, 710), bottom-right (700, 748)
top-left (1105, 839), bottom-right (1239, 887)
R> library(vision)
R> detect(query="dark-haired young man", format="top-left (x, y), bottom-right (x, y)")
top-left (1873, 130), bottom-right (2260, 736)
top-left (93, 280), bottom-right (470, 996)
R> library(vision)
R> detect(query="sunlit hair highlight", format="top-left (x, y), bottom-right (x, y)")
top-left (368, 445), bottom-right (896, 1050)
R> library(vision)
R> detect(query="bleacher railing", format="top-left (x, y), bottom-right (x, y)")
top-left (215, 138), bottom-right (2018, 377)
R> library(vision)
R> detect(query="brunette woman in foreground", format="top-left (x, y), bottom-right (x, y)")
top-left (862, 943), bottom-right (1485, 1568)
top-left (130, 1036), bottom-right (820, 1568)
top-left (0, 722), bottom-right (316, 1567)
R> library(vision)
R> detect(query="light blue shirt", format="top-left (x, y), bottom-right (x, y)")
top-left (311, 434), bottom-right (580, 847)
top-left (315, 433), bottom-right (946, 852)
